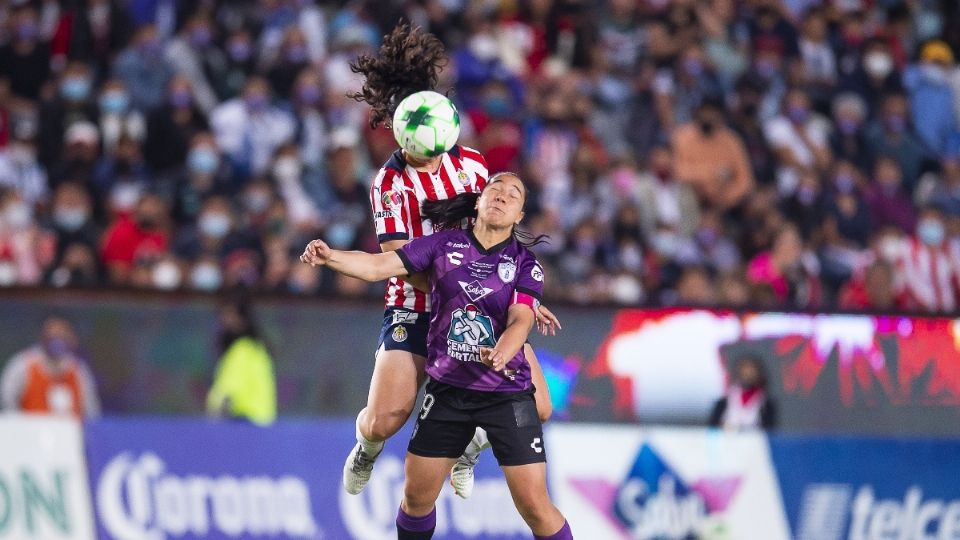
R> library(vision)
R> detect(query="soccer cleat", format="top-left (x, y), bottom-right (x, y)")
top-left (343, 443), bottom-right (381, 495)
top-left (449, 453), bottom-right (478, 499)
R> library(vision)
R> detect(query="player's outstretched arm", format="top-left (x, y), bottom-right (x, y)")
top-left (480, 304), bottom-right (535, 372)
top-left (300, 239), bottom-right (408, 282)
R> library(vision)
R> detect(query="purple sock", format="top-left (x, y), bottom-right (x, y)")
top-left (396, 506), bottom-right (436, 540)
top-left (535, 520), bottom-right (573, 540)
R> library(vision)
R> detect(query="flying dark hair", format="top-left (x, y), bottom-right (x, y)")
top-left (421, 172), bottom-right (550, 248)
top-left (349, 23), bottom-right (447, 129)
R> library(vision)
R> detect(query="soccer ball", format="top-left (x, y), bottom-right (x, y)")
top-left (392, 90), bottom-right (460, 160)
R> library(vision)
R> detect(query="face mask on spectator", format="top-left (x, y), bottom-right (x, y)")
top-left (620, 243), bottom-right (643, 272)
top-left (652, 231), bottom-right (679, 257)
top-left (682, 58), bottom-right (704, 77)
top-left (99, 90), bottom-right (130, 114)
top-left (54, 207), bottom-right (89, 232)
top-left (243, 190), bottom-right (271, 213)
top-left (755, 58), bottom-right (778, 79)
top-left (884, 114), bottom-right (906, 134)
top-left (483, 95), bottom-right (511, 118)
top-left (169, 89), bottom-right (192, 109)
top-left (110, 183), bottom-right (141, 212)
top-left (918, 219), bottom-right (945, 247)
top-left (787, 105), bottom-right (809, 124)
top-left (61, 77), bottom-right (91, 101)
top-left (152, 260), bottom-right (182, 290)
top-left (16, 22), bottom-right (38, 41)
top-left (834, 173), bottom-right (855, 193)
top-left (4, 202), bottom-right (32, 230)
top-left (188, 147), bottom-right (219, 175)
top-left (326, 222), bottom-right (356, 249)
top-left (878, 236), bottom-right (901, 261)
top-left (0, 260), bottom-right (15, 286)
top-left (272, 156), bottom-right (301, 180)
top-left (919, 64), bottom-right (949, 85)
top-left (227, 40), bottom-right (252, 62)
top-left (609, 274), bottom-right (643, 304)
top-left (297, 85), bottom-right (321, 105)
top-left (190, 262), bottom-right (222, 291)
top-left (245, 94), bottom-right (269, 113)
top-left (864, 52), bottom-right (893, 79)
top-left (797, 186), bottom-right (817, 205)
top-left (190, 27), bottom-right (212, 48)
top-left (696, 228), bottom-right (718, 246)
top-left (468, 34), bottom-right (498, 62)
top-left (837, 118), bottom-right (859, 135)
top-left (199, 212), bottom-right (231, 239)
top-left (285, 45), bottom-right (308, 63)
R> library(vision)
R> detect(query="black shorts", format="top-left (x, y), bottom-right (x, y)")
top-left (377, 308), bottom-right (429, 357)
top-left (408, 380), bottom-right (546, 467)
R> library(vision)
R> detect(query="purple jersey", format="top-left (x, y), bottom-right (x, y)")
top-left (397, 229), bottom-right (545, 392)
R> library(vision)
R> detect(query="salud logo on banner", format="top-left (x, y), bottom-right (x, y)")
top-left (545, 425), bottom-right (790, 540)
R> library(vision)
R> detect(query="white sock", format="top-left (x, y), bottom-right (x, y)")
top-left (356, 415), bottom-right (384, 456)
top-left (463, 427), bottom-right (491, 460)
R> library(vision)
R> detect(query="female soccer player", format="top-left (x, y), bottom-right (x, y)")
top-left (345, 23), bottom-right (559, 498)
top-left (302, 172), bottom-right (572, 540)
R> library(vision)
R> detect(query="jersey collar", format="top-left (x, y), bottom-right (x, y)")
top-left (468, 229), bottom-right (513, 255)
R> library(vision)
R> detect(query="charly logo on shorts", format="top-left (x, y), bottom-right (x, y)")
top-left (392, 325), bottom-right (408, 342)
top-left (381, 190), bottom-right (402, 208)
top-left (498, 262), bottom-right (517, 283)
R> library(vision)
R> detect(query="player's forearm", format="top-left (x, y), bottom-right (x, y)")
top-left (326, 250), bottom-right (405, 282)
top-left (493, 318), bottom-right (533, 362)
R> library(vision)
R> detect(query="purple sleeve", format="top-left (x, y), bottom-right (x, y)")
top-left (514, 253), bottom-right (544, 300)
top-left (396, 233), bottom-right (444, 275)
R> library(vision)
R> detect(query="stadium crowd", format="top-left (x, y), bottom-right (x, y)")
top-left (0, 0), bottom-right (959, 313)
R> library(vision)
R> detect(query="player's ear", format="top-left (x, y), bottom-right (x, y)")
top-left (515, 211), bottom-right (524, 226)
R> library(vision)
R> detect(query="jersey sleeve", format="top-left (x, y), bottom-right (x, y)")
top-left (512, 252), bottom-right (545, 309)
top-left (396, 232), bottom-right (445, 275)
top-left (369, 168), bottom-right (409, 242)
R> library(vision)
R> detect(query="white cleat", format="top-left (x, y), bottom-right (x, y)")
top-left (449, 454), bottom-right (478, 499)
top-left (343, 443), bottom-right (381, 495)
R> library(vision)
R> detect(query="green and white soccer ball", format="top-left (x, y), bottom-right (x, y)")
top-left (392, 90), bottom-right (461, 160)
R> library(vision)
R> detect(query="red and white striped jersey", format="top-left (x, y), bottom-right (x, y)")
top-left (893, 237), bottom-right (960, 313)
top-left (369, 145), bottom-right (488, 312)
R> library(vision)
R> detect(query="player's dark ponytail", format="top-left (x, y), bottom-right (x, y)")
top-left (349, 23), bottom-right (447, 129)
top-left (421, 172), bottom-right (549, 248)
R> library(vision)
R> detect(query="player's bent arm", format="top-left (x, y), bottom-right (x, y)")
top-left (380, 239), bottom-right (430, 291)
top-left (483, 305), bottom-right (535, 370)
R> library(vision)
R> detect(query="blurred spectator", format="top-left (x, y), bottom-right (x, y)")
top-left (206, 295), bottom-right (276, 425)
top-left (173, 195), bottom-right (261, 266)
top-left (674, 266), bottom-right (718, 306)
top-left (839, 38), bottom-right (903, 118)
top-left (48, 182), bottom-right (98, 261)
top-left (100, 191), bottom-right (170, 285)
top-left (653, 44), bottom-right (722, 130)
top-left (67, 0), bottom-right (134, 76)
top-left (37, 63), bottom-right (98, 169)
top-left (904, 40), bottom-right (959, 156)
top-left (0, 316), bottom-right (100, 417)
top-left (672, 98), bottom-right (754, 211)
top-left (267, 26), bottom-right (312, 99)
top-left (829, 92), bottom-right (872, 173)
top-left (635, 145), bottom-right (700, 239)
top-left (889, 204), bottom-right (960, 312)
top-left (167, 132), bottom-right (231, 223)
top-left (0, 130), bottom-right (48, 207)
top-left (838, 259), bottom-right (904, 311)
top-left (163, 12), bottom-right (222, 115)
top-left (0, 5), bottom-right (51, 101)
top-left (746, 223), bottom-right (821, 308)
top-left (866, 93), bottom-right (934, 191)
top-left (0, 189), bottom-right (55, 286)
top-left (113, 24), bottom-right (174, 111)
top-left (865, 156), bottom-right (917, 233)
top-left (709, 356), bottom-right (777, 430)
top-left (92, 135), bottom-right (150, 199)
top-left (289, 68), bottom-right (327, 171)
top-left (96, 79), bottom-right (146, 152)
top-left (764, 88), bottom-right (832, 195)
top-left (927, 157), bottom-right (960, 216)
top-left (210, 76), bottom-right (295, 179)
top-left (144, 75), bottom-right (209, 175)
top-left (216, 29), bottom-right (256, 101)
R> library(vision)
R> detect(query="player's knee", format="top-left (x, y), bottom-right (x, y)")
top-left (402, 486), bottom-right (437, 515)
top-left (512, 493), bottom-right (554, 529)
top-left (362, 408), bottom-right (410, 441)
